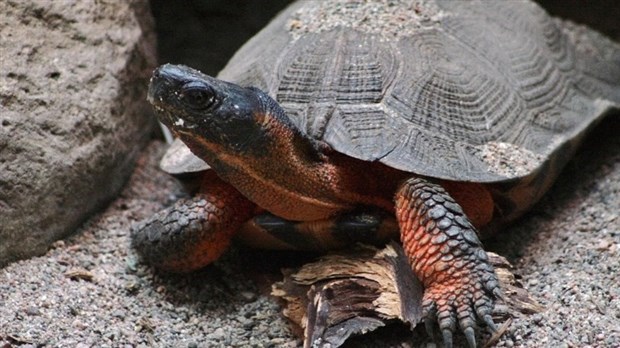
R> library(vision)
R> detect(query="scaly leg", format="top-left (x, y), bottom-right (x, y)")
top-left (395, 177), bottom-right (500, 348)
top-left (131, 172), bottom-right (255, 272)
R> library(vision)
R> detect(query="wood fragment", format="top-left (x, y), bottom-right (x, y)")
top-left (483, 318), bottom-right (512, 348)
top-left (64, 268), bottom-right (95, 282)
top-left (272, 243), bottom-right (542, 348)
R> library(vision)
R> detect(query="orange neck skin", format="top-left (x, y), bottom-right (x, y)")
top-left (176, 106), bottom-right (494, 228)
top-left (177, 112), bottom-right (407, 222)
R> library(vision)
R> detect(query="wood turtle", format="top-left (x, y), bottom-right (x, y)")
top-left (131, 0), bottom-right (620, 346)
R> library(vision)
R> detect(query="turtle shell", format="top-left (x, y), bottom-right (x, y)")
top-left (161, 0), bottom-right (620, 183)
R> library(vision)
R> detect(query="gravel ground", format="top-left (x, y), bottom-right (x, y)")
top-left (1, 115), bottom-right (619, 347)
top-left (0, 143), bottom-right (299, 348)
top-left (488, 115), bottom-right (620, 348)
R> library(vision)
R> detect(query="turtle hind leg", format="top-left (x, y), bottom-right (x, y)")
top-left (131, 172), bottom-right (255, 272)
top-left (395, 177), bottom-right (501, 348)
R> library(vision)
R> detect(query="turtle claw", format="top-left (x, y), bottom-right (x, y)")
top-left (441, 329), bottom-right (453, 348)
top-left (424, 302), bottom-right (438, 339)
top-left (493, 287), bottom-right (506, 304)
top-left (425, 317), bottom-right (437, 341)
top-left (482, 314), bottom-right (497, 333)
top-left (464, 327), bottom-right (476, 348)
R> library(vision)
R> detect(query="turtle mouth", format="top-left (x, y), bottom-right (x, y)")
top-left (152, 105), bottom-right (199, 133)
top-left (148, 92), bottom-right (200, 135)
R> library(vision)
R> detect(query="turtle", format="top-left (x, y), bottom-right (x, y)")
top-left (131, 0), bottom-right (620, 346)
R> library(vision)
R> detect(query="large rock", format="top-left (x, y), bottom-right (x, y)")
top-left (0, 0), bottom-right (156, 266)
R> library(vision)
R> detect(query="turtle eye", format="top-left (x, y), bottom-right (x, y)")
top-left (180, 82), bottom-right (217, 110)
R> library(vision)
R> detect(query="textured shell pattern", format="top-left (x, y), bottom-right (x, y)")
top-left (164, 0), bottom-right (620, 182)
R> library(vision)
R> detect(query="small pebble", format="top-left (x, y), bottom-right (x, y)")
top-left (72, 319), bottom-right (88, 330)
top-left (239, 291), bottom-right (257, 302)
top-left (532, 313), bottom-right (543, 325)
top-left (113, 310), bottom-right (126, 319)
top-left (24, 306), bottom-right (40, 316)
top-left (208, 327), bottom-right (226, 341)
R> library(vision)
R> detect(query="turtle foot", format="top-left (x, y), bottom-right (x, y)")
top-left (131, 179), bottom-right (255, 272)
top-left (131, 195), bottom-right (233, 272)
top-left (421, 260), bottom-right (501, 348)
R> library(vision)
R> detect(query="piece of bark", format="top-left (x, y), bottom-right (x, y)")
top-left (272, 242), bottom-right (543, 348)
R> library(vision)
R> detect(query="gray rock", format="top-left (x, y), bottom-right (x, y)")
top-left (0, 0), bottom-right (156, 266)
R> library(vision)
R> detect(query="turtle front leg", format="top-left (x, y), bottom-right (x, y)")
top-left (395, 177), bottom-right (500, 348)
top-left (131, 172), bottom-right (255, 272)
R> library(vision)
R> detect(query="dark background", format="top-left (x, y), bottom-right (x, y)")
top-left (150, 0), bottom-right (619, 76)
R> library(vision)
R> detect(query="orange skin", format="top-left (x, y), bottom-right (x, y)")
top-left (159, 171), bottom-right (256, 271)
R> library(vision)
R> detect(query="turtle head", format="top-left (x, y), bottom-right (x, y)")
top-left (148, 64), bottom-right (327, 193)
top-left (148, 64), bottom-right (281, 156)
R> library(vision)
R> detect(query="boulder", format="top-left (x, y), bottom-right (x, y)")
top-left (0, 0), bottom-right (156, 266)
